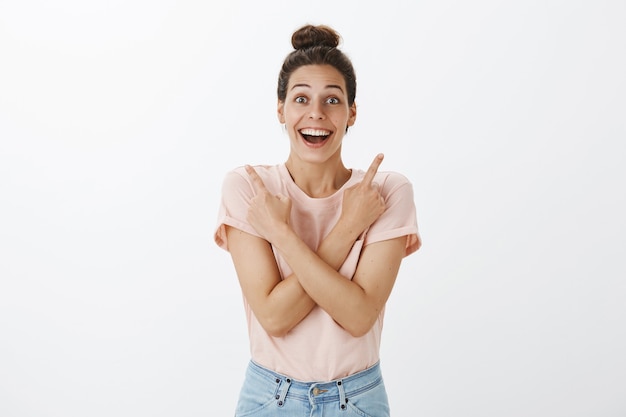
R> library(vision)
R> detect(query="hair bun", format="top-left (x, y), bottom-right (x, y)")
top-left (291, 24), bottom-right (340, 50)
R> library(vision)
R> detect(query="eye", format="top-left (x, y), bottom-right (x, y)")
top-left (326, 97), bottom-right (340, 104)
top-left (295, 96), bottom-right (307, 104)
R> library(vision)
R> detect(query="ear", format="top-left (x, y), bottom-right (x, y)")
top-left (347, 101), bottom-right (357, 127)
top-left (277, 100), bottom-right (285, 124)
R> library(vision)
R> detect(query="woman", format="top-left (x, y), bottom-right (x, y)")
top-left (214, 24), bottom-right (421, 417)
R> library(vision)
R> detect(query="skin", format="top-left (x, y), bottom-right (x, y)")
top-left (225, 64), bottom-right (406, 338)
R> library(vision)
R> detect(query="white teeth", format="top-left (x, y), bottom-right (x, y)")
top-left (300, 128), bottom-right (330, 136)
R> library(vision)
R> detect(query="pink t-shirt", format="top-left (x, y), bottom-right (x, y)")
top-left (214, 163), bottom-right (420, 381)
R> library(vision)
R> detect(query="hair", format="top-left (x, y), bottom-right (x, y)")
top-left (277, 24), bottom-right (357, 106)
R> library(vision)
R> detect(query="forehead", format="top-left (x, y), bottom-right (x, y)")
top-left (288, 65), bottom-right (346, 92)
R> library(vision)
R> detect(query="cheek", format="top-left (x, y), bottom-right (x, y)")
top-left (284, 109), bottom-right (301, 124)
top-left (333, 113), bottom-right (350, 127)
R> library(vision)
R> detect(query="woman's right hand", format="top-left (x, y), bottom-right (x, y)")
top-left (245, 165), bottom-right (293, 243)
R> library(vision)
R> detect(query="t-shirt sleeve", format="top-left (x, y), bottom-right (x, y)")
top-left (214, 169), bottom-right (262, 251)
top-left (364, 174), bottom-right (421, 257)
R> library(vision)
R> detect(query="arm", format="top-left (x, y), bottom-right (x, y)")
top-left (226, 221), bottom-right (368, 337)
top-left (227, 156), bottom-right (385, 337)
top-left (247, 154), bottom-right (402, 337)
top-left (266, 219), bottom-right (406, 338)
top-left (226, 226), bottom-right (313, 337)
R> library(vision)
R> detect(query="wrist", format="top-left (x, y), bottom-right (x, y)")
top-left (268, 222), bottom-right (296, 250)
top-left (333, 216), bottom-right (362, 242)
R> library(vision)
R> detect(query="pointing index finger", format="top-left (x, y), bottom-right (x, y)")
top-left (362, 153), bottom-right (384, 186)
top-left (245, 165), bottom-right (267, 194)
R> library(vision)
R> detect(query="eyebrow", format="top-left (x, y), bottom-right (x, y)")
top-left (291, 83), bottom-right (345, 93)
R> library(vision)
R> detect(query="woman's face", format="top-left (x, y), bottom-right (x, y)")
top-left (278, 64), bottom-right (356, 164)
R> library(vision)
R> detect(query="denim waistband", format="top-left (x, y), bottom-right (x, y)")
top-left (247, 360), bottom-right (383, 407)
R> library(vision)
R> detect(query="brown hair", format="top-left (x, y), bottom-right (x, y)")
top-left (277, 25), bottom-right (357, 106)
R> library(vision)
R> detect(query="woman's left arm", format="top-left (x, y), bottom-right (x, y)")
top-left (244, 158), bottom-right (410, 338)
top-left (269, 224), bottom-right (406, 337)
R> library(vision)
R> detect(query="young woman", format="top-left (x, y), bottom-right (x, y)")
top-left (214, 24), bottom-right (421, 417)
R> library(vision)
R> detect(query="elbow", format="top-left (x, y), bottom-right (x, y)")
top-left (346, 326), bottom-right (371, 338)
top-left (347, 327), bottom-right (369, 338)
top-left (260, 317), bottom-right (292, 338)
top-left (266, 327), bottom-right (290, 338)
top-left (344, 317), bottom-right (377, 338)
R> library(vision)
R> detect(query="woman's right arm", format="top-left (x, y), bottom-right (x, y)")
top-left (226, 217), bottom-right (365, 337)
top-left (226, 155), bottom-right (385, 337)
top-left (227, 225), bottom-right (312, 337)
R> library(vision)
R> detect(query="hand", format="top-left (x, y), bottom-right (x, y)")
top-left (340, 153), bottom-right (386, 234)
top-left (245, 165), bottom-right (292, 241)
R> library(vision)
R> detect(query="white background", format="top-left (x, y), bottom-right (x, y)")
top-left (1, 1), bottom-right (625, 416)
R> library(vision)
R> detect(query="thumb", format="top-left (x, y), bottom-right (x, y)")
top-left (276, 193), bottom-right (290, 204)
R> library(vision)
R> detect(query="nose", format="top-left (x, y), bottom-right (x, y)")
top-left (308, 102), bottom-right (325, 119)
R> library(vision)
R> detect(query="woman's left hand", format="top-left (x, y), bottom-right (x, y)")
top-left (245, 165), bottom-right (292, 242)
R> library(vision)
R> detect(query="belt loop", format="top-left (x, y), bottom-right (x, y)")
top-left (337, 379), bottom-right (347, 410)
top-left (277, 377), bottom-right (292, 407)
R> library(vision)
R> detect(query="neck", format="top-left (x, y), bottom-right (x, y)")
top-left (285, 158), bottom-right (351, 198)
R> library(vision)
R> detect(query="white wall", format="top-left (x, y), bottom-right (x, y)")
top-left (1, 1), bottom-right (624, 416)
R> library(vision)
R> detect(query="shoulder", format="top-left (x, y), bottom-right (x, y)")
top-left (352, 168), bottom-right (412, 186)
top-left (222, 164), bottom-right (285, 190)
top-left (375, 170), bottom-right (413, 191)
top-left (375, 171), bottom-right (415, 207)
top-left (351, 169), bottom-right (413, 196)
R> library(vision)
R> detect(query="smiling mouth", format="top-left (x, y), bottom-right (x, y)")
top-left (299, 128), bottom-right (331, 144)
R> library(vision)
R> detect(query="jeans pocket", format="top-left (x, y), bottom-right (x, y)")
top-left (345, 382), bottom-right (390, 417)
top-left (235, 390), bottom-right (277, 417)
top-left (235, 367), bottom-right (281, 417)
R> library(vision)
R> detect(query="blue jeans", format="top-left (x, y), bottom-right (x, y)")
top-left (234, 360), bottom-right (390, 417)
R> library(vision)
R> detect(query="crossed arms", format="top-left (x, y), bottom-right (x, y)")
top-left (225, 154), bottom-right (406, 338)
